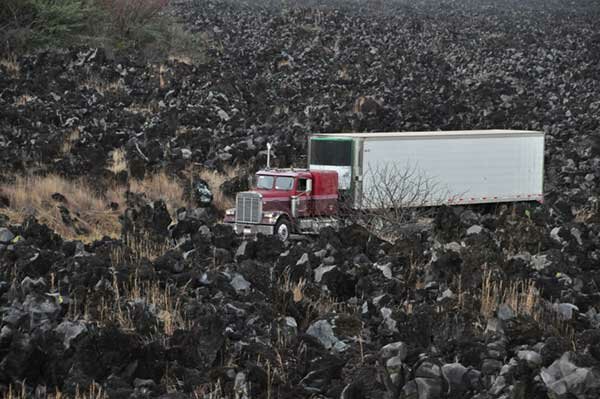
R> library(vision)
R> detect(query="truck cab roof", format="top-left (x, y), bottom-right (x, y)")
top-left (256, 169), bottom-right (313, 178)
top-left (255, 169), bottom-right (339, 197)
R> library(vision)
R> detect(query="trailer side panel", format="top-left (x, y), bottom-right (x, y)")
top-left (359, 133), bottom-right (544, 207)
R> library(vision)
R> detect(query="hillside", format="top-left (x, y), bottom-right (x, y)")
top-left (1, 0), bottom-right (600, 398)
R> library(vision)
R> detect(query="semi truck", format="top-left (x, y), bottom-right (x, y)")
top-left (224, 130), bottom-right (545, 241)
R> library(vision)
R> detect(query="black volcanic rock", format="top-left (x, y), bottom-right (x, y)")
top-left (0, 0), bottom-right (600, 397)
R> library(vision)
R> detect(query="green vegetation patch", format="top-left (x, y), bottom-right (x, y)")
top-left (0, 0), bottom-right (206, 61)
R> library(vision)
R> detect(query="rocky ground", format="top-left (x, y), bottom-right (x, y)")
top-left (1, 0), bottom-right (600, 398)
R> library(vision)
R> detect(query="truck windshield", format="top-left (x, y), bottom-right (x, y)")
top-left (256, 175), bottom-right (274, 189)
top-left (275, 177), bottom-right (294, 190)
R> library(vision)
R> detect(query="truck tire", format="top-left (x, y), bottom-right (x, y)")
top-left (274, 218), bottom-right (291, 241)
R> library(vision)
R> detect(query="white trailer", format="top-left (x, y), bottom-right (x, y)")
top-left (308, 130), bottom-right (545, 208)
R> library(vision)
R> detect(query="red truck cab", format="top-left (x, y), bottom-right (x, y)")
top-left (224, 169), bottom-right (339, 240)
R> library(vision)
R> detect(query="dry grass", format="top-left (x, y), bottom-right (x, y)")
top-left (130, 172), bottom-right (186, 214)
top-left (72, 384), bottom-right (107, 399)
top-left (2, 382), bottom-right (107, 399)
top-left (70, 260), bottom-right (187, 337)
top-left (574, 209), bottom-right (593, 223)
top-left (480, 269), bottom-right (538, 319)
top-left (97, 271), bottom-right (187, 336)
top-left (129, 279), bottom-right (187, 336)
top-left (0, 173), bottom-right (186, 242)
top-left (109, 230), bottom-right (173, 265)
top-left (108, 147), bottom-right (127, 174)
top-left (1, 175), bottom-right (123, 241)
top-left (276, 274), bottom-right (358, 332)
top-left (14, 94), bottom-right (35, 106)
top-left (195, 166), bottom-right (239, 213)
top-left (168, 54), bottom-right (193, 65)
top-left (61, 128), bottom-right (81, 155)
top-left (159, 64), bottom-right (167, 89)
top-left (458, 269), bottom-right (575, 341)
top-left (2, 384), bottom-right (26, 399)
top-left (280, 276), bottom-right (307, 304)
top-left (81, 78), bottom-right (126, 94)
top-left (193, 381), bottom-right (225, 399)
top-left (0, 55), bottom-right (20, 78)
top-left (574, 199), bottom-right (598, 223)
top-left (124, 102), bottom-right (159, 115)
top-left (175, 126), bottom-right (192, 137)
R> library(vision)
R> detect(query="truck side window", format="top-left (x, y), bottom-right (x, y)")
top-left (297, 178), bottom-right (307, 192)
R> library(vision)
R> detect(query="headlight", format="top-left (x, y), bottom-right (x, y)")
top-left (225, 208), bottom-right (235, 216)
top-left (263, 212), bottom-right (277, 222)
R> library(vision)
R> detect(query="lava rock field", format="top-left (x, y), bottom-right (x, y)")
top-left (1, 0), bottom-right (600, 398)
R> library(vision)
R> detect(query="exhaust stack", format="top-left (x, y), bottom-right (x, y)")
top-left (266, 143), bottom-right (272, 169)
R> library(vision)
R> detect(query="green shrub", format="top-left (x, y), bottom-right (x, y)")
top-left (93, 0), bottom-right (207, 62)
top-left (0, 0), bottom-right (205, 63)
top-left (1, 0), bottom-right (90, 50)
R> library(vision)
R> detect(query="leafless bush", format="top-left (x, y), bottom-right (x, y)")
top-left (345, 162), bottom-right (448, 241)
top-left (95, 0), bottom-right (170, 35)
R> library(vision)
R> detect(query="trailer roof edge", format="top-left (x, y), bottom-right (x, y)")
top-left (310, 129), bottom-right (545, 139)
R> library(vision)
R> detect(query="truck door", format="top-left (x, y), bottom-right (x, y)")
top-left (296, 178), bottom-right (312, 216)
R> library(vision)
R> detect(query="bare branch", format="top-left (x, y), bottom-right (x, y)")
top-left (343, 161), bottom-right (450, 241)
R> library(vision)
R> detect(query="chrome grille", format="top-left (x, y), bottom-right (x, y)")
top-left (235, 192), bottom-right (262, 224)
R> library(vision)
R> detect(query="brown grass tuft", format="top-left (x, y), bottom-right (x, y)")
top-left (14, 94), bottom-right (35, 106)
top-left (0, 55), bottom-right (20, 78)
top-left (108, 147), bottom-right (128, 174)
top-left (130, 172), bottom-right (185, 214)
top-left (131, 280), bottom-right (186, 336)
top-left (95, 271), bottom-right (187, 336)
top-left (168, 54), bottom-right (193, 65)
top-left (2, 381), bottom-right (107, 399)
top-left (175, 126), bottom-right (192, 137)
top-left (110, 230), bottom-right (173, 265)
top-left (159, 64), bottom-right (167, 89)
top-left (195, 167), bottom-right (239, 213)
top-left (81, 78), bottom-right (126, 94)
top-left (448, 269), bottom-right (575, 341)
top-left (574, 199), bottom-right (598, 223)
top-left (125, 102), bottom-right (159, 115)
top-left (193, 381), bottom-right (224, 399)
top-left (61, 128), bottom-right (81, 155)
top-left (480, 269), bottom-right (538, 319)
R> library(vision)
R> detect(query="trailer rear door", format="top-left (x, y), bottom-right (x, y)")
top-left (309, 137), bottom-right (353, 190)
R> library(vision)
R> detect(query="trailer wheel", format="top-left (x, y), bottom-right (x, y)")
top-left (274, 218), bottom-right (291, 241)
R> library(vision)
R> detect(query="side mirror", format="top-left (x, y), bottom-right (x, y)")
top-left (306, 179), bottom-right (312, 193)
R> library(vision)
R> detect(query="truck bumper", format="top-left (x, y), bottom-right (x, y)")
top-left (226, 222), bottom-right (275, 236)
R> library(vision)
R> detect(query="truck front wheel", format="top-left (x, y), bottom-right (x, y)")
top-left (274, 218), bottom-right (291, 241)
